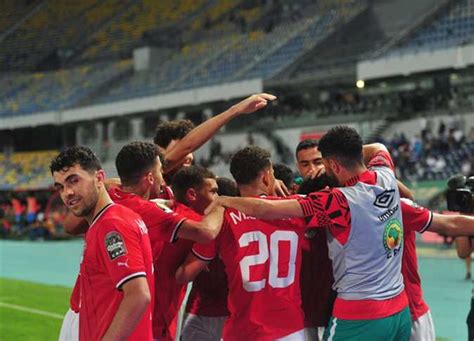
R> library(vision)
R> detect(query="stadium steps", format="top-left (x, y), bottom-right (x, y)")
top-left (228, 14), bottom-right (324, 82)
top-left (75, 66), bottom-right (134, 107)
top-left (364, 118), bottom-right (393, 143)
top-left (268, 3), bottom-right (371, 85)
top-left (371, 0), bottom-right (454, 58)
top-left (166, 35), bottom-right (246, 90)
top-left (0, 1), bottom-right (46, 44)
top-left (64, 1), bottom-right (136, 66)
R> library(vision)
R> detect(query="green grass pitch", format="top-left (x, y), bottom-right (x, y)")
top-left (0, 277), bottom-right (71, 340)
top-left (0, 276), bottom-right (456, 341)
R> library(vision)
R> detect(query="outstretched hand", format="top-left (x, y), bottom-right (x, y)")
top-left (233, 93), bottom-right (277, 115)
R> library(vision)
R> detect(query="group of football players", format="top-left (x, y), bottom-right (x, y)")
top-left (52, 93), bottom-right (474, 341)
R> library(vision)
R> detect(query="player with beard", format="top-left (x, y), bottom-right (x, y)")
top-left (52, 146), bottom-right (154, 340)
top-left (299, 174), bottom-right (474, 341)
top-left (212, 126), bottom-right (412, 340)
top-left (111, 142), bottom-right (225, 341)
top-left (63, 142), bottom-right (225, 341)
top-left (176, 146), bottom-right (307, 340)
top-left (170, 166), bottom-right (230, 341)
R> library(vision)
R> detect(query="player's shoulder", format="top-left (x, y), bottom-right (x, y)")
top-left (99, 204), bottom-right (143, 228)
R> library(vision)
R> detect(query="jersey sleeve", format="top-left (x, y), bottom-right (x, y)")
top-left (297, 188), bottom-right (351, 229)
top-left (97, 218), bottom-right (148, 290)
top-left (367, 150), bottom-right (395, 171)
top-left (141, 200), bottom-right (187, 244)
top-left (400, 198), bottom-right (433, 233)
top-left (192, 240), bottom-right (217, 261)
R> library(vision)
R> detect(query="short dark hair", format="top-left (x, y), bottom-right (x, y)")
top-left (115, 141), bottom-right (162, 186)
top-left (216, 177), bottom-right (239, 197)
top-left (296, 139), bottom-right (318, 154)
top-left (297, 174), bottom-right (339, 195)
top-left (230, 146), bottom-right (272, 185)
top-left (171, 165), bottom-right (216, 204)
top-left (153, 119), bottom-right (195, 148)
top-left (273, 163), bottom-right (294, 188)
top-left (318, 126), bottom-right (363, 168)
top-left (50, 146), bottom-right (101, 175)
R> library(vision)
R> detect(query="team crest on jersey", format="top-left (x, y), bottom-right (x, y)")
top-left (105, 232), bottom-right (127, 260)
top-left (383, 219), bottom-right (403, 258)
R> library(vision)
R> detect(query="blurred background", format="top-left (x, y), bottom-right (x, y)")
top-left (0, 0), bottom-right (473, 339)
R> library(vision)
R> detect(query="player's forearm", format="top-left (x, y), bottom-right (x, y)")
top-left (102, 287), bottom-right (151, 340)
top-left (431, 214), bottom-right (474, 237)
top-left (218, 196), bottom-right (303, 220)
top-left (175, 258), bottom-right (208, 284)
top-left (362, 143), bottom-right (389, 165)
top-left (197, 206), bottom-right (225, 242)
top-left (164, 106), bottom-right (239, 173)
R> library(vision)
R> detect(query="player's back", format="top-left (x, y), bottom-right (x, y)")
top-left (195, 208), bottom-right (305, 340)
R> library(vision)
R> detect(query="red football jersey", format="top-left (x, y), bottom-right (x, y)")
top-left (79, 204), bottom-right (154, 341)
top-left (400, 198), bottom-right (432, 321)
top-left (107, 187), bottom-right (188, 339)
top-left (152, 202), bottom-right (195, 340)
top-left (108, 187), bottom-right (185, 247)
top-left (70, 274), bottom-right (80, 313)
top-left (193, 208), bottom-right (305, 340)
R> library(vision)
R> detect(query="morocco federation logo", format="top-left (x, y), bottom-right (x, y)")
top-left (383, 219), bottom-right (403, 253)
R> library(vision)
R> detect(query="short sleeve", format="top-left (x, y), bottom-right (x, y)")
top-left (297, 188), bottom-right (351, 229)
top-left (401, 198), bottom-right (433, 233)
top-left (192, 240), bottom-right (217, 261)
top-left (141, 201), bottom-right (187, 244)
top-left (97, 219), bottom-right (147, 290)
top-left (367, 150), bottom-right (395, 171)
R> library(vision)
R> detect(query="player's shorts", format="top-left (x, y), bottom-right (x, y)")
top-left (410, 310), bottom-right (434, 341)
top-left (58, 308), bottom-right (79, 341)
top-left (323, 307), bottom-right (412, 341)
top-left (180, 313), bottom-right (227, 341)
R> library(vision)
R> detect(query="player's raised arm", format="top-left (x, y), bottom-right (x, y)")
top-left (362, 143), bottom-right (389, 165)
top-left (164, 93), bottom-right (276, 173)
top-left (216, 196), bottom-right (304, 220)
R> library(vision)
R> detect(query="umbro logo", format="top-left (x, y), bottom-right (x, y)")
top-left (374, 190), bottom-right (395, 209)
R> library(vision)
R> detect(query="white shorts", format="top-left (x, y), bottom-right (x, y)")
top-left (276, 329), bottom-right (306, 341)
top-left (181, 313), bottom-right (227, 341)
top-left (410, 310), bottom-right (435, 341)
top-left (58, 308), bottom-right (79, 341)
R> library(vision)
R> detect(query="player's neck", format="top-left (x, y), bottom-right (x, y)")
top-left (120, 184), bottom-right (149, 200)
top-left (239, 183), bottom-right (269, 198)
top-left (338, 164), bottom-right (368, 186)
top-left (85, 188), bottom-right (113, 225)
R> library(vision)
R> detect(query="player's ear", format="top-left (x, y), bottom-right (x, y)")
top-left (145, 171), bottom-right (154, 185)
top-left (262, 169), bottom-right (270, 187)
top-left (186, 188), bottom-right (197, 203)
top-left (329, 159), bottom-right (341, 174)
top-left (96, 170), bottom-right (106, 183)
